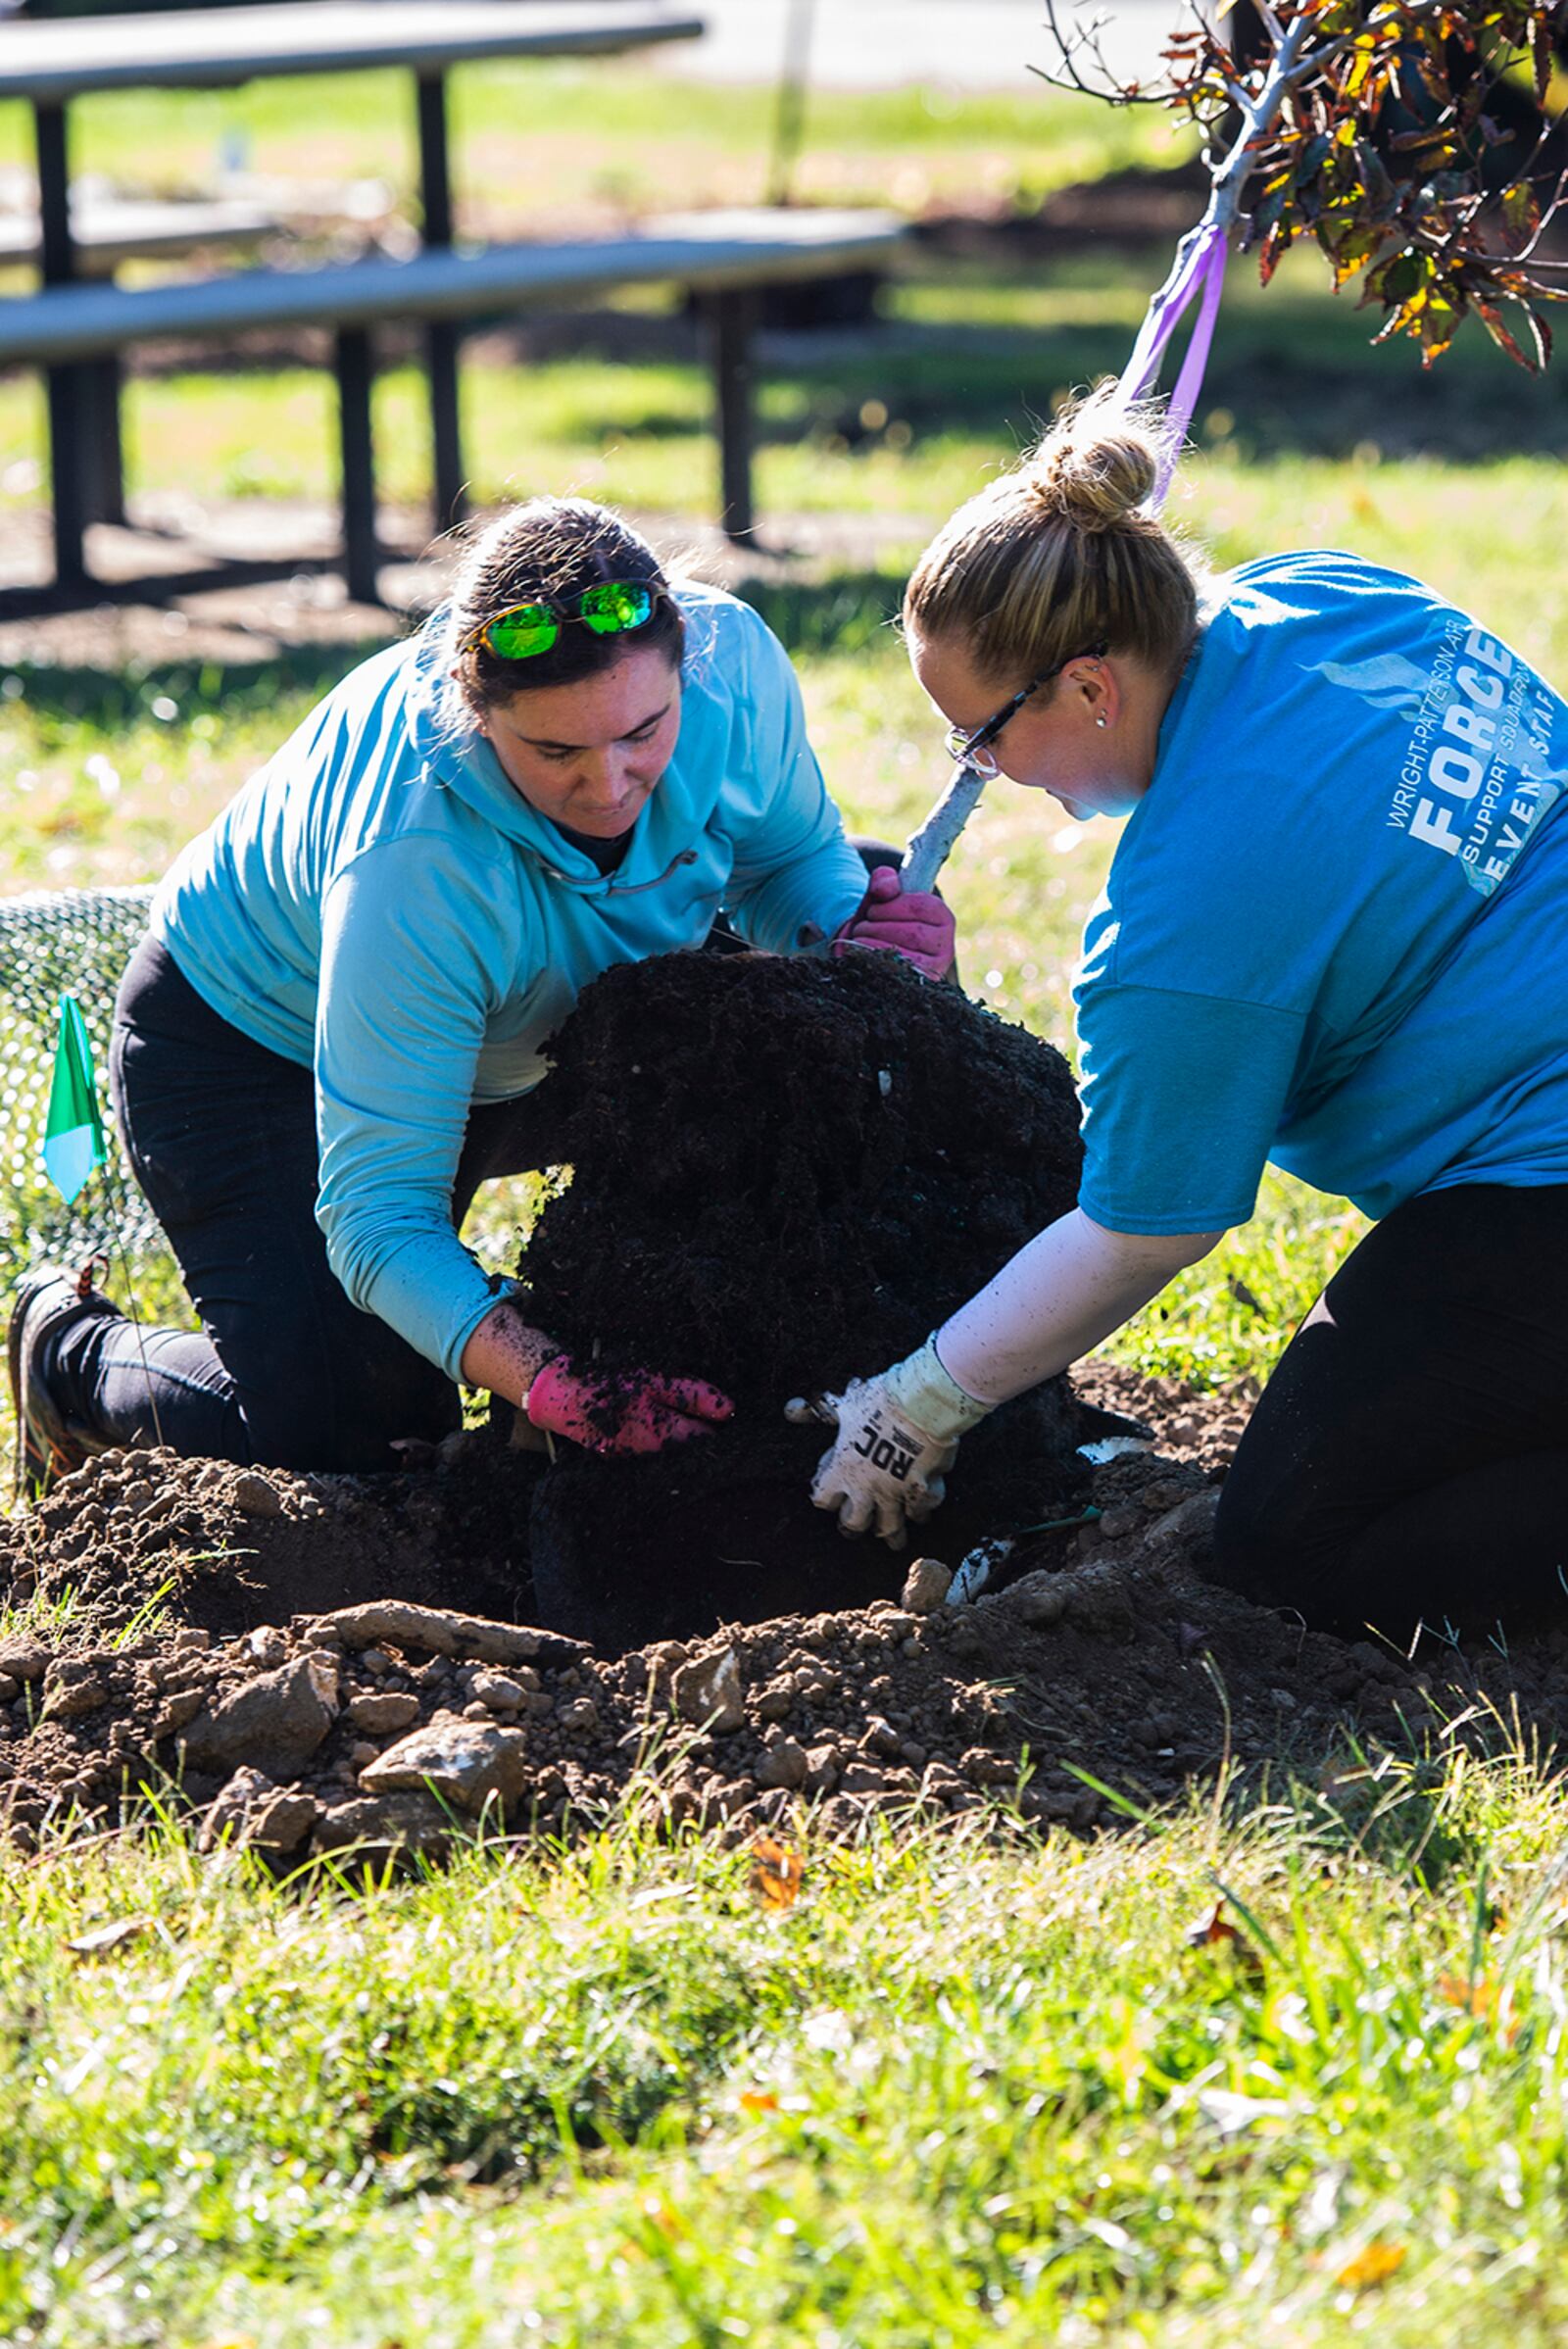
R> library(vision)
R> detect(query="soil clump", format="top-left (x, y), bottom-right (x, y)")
top-left (512, 951), bottom-right (1097, 1648)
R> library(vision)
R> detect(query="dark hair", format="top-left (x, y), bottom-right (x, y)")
top-left (904, 386), bottom-right (1202, 690)
top-left (448, 497), bottom-right (685, 716)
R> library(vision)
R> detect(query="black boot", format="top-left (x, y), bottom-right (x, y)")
top-left (7, 1262), bottom-right (122, 1494)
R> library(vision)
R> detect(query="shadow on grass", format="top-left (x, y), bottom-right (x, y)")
top-left (2, 640), bottom-right (400, 726)
top-left (733, 569), bottom-right (908, 656)
top-left (547, 277), bottom-right (1568, 466)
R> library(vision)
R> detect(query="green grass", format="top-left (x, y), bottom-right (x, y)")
top-left (6, 92), bottom-right (1568, 2342)
top-left (0, 60), bottom-right (1189, 226)
top-left (6, 1741), bottom-right (1568, 2346)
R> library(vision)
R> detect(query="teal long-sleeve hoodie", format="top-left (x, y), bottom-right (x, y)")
top-left (150, 582), bottom-right (867, 1382)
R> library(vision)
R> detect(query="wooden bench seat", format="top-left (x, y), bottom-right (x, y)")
top-left (0, 205), bottom-right (908, 608)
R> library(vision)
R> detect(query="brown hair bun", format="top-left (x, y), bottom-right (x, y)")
top-left (1024, 406), bottom-right (1160, 535)
top-left (904, 385), bottom-right (1202, 688)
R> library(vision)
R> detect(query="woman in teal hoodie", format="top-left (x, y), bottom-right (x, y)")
top-left (11, 498), bottom-right (954, 1481)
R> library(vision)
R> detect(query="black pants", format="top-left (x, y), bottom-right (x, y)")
top-left (1205, 1183), bottom-right (1568, 1639)
top-left (51, 843), bottom-right (903, 1475)
top-left (46, 933), bottom-right (569, 1471)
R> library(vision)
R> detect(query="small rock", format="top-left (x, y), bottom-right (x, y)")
top-left (1011, 1572), bottom-right (1068, 1628)
top-left (347, 1691), bottom-right (420, 1736)
top-left (801, 1741), bottom-right (840, 1796)
top-left (232, 1471), bottom-right (284, 1519)
top-left (181, 1654), bottom-right (339, 1777)
top-left (349, 1740), bottom-right (380, 1769)
top-left (40, 1661), bottom-right (108, 1722)
top-left (1062, 1562), bottom-right (1139, 1638)
top-left (672, 1647), bottom-right (745, 1735)
top-left (1034, 1788), bottom-right (1092, 1827)
top-left (959, 1747), bottom-right (1017, 1788)
top-left (638, 1639), bottom-right (689, 1702)
top-left (469, 1671), bottom-right (527, 1712)
top-left (151, 1688), bottom-right (205, 1739)
top-left (756, 1684), bottom-right (793, 1723)
top-left (838, 1762), bottom-right (889, 1796)
top-left (901, 1557), bottom-right (952, 1615)
top-left (312, 1790), bottom-right (453, 1863)
top-left (756, 1737), bottom-right (808, 1791)
top-left (360, 1714), bottom-right (530, 1817)
top-left (859, 1715), bottom-right (902, 1760)
top-left (1144, 1491), bottom-right (1221, 1553)
top-left (245, 1627), bottom-right (289, 1668)
top-left (559, 1696), bottom-right (599, 1733)
top-left (0, 1639), bottom-right (48, 1685)
top-left (199, 1767), bottom-right (318, 1855)
top-left (0, 1674), bottom-right (18, 1706)
top-left (318, 1600), bottom-right (584, 1671)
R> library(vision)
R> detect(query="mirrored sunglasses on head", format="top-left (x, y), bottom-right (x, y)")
top-left (466, 579), bottom-right (670, 661)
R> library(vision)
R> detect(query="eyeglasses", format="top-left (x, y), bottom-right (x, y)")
top-left (464, 579), bottom-right (669, 661)
top-left (943, 640), bottom-right (1108, 777)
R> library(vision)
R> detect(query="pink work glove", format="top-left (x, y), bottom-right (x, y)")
top-left (833, 865), bottom-right (956, 981)
top-left (525, 1354), bottom-right (735, 1456)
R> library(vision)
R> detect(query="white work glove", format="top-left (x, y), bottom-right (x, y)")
top-left (785, 1337), bottom-right (995, 1549)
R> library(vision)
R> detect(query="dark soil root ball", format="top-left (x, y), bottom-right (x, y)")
top-left (513, 951), bottom-right (1103, 1652)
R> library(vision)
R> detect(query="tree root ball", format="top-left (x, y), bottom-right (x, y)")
top-left (512, 952), bottom-right (1102, 1650)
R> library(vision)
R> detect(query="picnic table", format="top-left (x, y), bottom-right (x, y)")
top-left (0, 1), bottom-right (706, 596)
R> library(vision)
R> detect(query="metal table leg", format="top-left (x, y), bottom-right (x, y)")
top-left (34, 100), bottom-right (89, 588)
top-left (417, 70), bottom-right (466, 532)
top-left (335, 325), bottom-right (380, 605)
top-left (710, 287), bottom-right (759, 541)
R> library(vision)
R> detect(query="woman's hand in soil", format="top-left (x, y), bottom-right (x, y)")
top-left (526, 1355), bottom-right (735, 1456)
top-left (787, 1338), bottom-right (994, 1548)
top-left (833, 866), bottom-right (956, 982)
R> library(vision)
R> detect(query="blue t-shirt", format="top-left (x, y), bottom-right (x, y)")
top-left (1074, 551), bottom-right (1568, 1235)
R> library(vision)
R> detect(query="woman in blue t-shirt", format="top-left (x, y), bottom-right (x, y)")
top-left (797, 389), bottom-right (1568, 1637)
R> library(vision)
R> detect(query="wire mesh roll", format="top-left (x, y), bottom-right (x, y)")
top-left (0, 885), bottom-right (158, 1279)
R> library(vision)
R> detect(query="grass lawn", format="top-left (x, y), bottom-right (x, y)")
top-left (8, 1752), bottom-right (1568, 2346)
top-left (0, 60), bottom-right (1188, 227)
top-left (5, 74), bottom-right (1568, 2344)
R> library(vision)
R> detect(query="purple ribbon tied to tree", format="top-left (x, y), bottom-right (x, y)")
top-left (1114, 217), bottom-right (1230, 510)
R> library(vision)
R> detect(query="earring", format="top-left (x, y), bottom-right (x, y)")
top-left (1095, 713), bottom-right (1107, 729)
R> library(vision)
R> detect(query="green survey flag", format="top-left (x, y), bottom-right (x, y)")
top-left (43, 994), bottom-right (107, 1206)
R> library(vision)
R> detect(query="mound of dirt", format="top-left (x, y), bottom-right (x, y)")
top-left (6, 952), bottom-right (1565, 1863)
top-left (512, 951), bottom-right (1098, 1649)
top-left (5, 1375), bottom-right (1567, 1864)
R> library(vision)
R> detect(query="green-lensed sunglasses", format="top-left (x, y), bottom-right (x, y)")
top-left (465, 579), bottom-right (669, 661)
